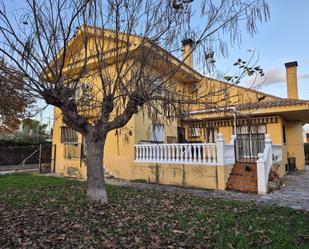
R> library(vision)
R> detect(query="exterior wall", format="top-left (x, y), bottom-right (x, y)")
top-left (183, 78), bottom-right (279, 113)
top-left (266, 119), bottom-right (287, 176)
top-left (285, 120), bottom-right (305, 170)
top-left (103, 117), bottom-right (136, 179)
top-left (132, 163), bottom-right (233, 190)
top-left (52, 107), bottom-right (180, 180)
top-left (218, 126), bottom-right (233, 143)
top-left (52, 107), bottom-right (87, 178)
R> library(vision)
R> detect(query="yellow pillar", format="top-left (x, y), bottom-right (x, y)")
top-left (285, 61), bottom-right (298, 99)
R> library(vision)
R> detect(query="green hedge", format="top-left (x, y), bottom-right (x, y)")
top-left (0, 140), bottom-right (51, 147)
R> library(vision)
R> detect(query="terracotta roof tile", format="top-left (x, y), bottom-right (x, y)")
top-left (236, 99), bottom-right (308, 110)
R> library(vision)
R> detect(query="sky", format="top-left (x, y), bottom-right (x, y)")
top-left (3, 0), bottom-right (309, 130)
top-left (210, 0), bottom-right (309, 100)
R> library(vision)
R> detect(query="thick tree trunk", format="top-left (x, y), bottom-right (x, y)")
top-left (85, 135), bottom-right (108, 204)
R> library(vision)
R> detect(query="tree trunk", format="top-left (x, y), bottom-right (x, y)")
top-left (85, 135), bottom-right (108, 204)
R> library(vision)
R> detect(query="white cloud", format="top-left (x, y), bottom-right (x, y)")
top-left (299, 73), bottom-right (309, 80)
top-left (245, 68), bottom-right (309, 89)
top-left (245, 67), bottom-right (285, 88)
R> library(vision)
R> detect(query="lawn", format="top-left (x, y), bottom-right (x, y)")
top-left (1, 174), bottom-right (309, 248)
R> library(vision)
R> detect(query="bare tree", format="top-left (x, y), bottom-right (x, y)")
top-left (0, 0), bottom-right (269, 203)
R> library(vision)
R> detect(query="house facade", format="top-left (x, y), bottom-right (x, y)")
top-left (52, 27), bottom-right (309, 194)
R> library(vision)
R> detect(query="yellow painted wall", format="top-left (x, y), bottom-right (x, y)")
top-left (285, 120), bottom-right (305, 170)
top-left (286, 65), bottom-right (298, 99)
top-left (132, 163), bottom-right (233, 190)
top-left (52, 106), bottom-right (181, 181)
top-left (219, 126), bottom-right (233, 143)
top-left (52, 107), bottom-right (87, 178)
top-left (183, 78), bottom-right (279, 114)
top-left (266, 119), bottom-right (287, 176)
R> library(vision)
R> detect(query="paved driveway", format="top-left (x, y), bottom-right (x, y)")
top-left (260, 166), bottom-right (309, 210)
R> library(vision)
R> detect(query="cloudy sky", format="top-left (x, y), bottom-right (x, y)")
top-left (212, 0), bottom-right (309, 99)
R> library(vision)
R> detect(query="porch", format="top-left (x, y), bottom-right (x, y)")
top-left (134, 134), bottom-right (283, 194)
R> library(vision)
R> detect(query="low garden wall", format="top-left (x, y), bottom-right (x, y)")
top-left (132, 163), bottom-right (233, 190)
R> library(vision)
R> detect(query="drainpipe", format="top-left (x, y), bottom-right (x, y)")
top-left (230, 107), bottom-right (237, 139)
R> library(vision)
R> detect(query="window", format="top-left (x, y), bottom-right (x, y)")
top-left (188, 127), bottom-right (201, 138)
top-left (152, 79), bottom-right (163, 96)
top-left (64, 144), bottom-right (81, 159)
top-left (61, 127), bottom-right (78, 144)
top-left (152, 124), bottom-right (164, 142)
top-left (189, 82), bottom-right (199, 93)
top-left (204, 127), bottom-right (218, 143)
top-left (167, 136), bottom-right (177, 143)
top-left (282, 124), bottom-right (286, 144)
top-left (235, 124), bottom-right (266, 135)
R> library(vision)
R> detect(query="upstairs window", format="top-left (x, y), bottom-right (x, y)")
top-left (189, 82), bottom-right (199, 93)
top-left (152, 79), bottom-right (163, 96)
top-left (61, 126), bottom-right (78, 144)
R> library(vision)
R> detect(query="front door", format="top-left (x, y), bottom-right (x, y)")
top-left (177, 127), bottom-right (186, 143)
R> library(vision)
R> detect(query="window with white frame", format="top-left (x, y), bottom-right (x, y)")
top-left (152, 124), bottom-right (164, 142)
top-left (188, 127), bottom-right (201, 138)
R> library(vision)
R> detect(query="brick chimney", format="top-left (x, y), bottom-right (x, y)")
top-left (181, 39), bottom-right (194, 68)
top-left (285, 61), bottom-right (298, 99)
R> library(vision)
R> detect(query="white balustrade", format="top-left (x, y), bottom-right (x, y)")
top-left (257, 134), bottom-right (274, 194)
top-left (134, 142), bottom-right (220, 165)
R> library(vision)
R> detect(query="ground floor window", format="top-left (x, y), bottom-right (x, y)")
top-left (204, 127), bottom-right (218, 143)
top-left (188, 127), bottom-right (201, 138)
top-left (63, 143), bottom-right (81, 159)
top-left (61, 126), bottom-right (78, 144)
top-left (152, 124), bottom-right (164, 142)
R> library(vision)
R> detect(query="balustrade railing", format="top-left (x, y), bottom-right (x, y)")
top-left (257, 135), bottom-right (283, 194)
top-left (135, 143), bottom-right (218, 165)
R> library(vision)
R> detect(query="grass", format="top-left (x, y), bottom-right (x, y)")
top-left (1, 173), bottom-right (309, 248)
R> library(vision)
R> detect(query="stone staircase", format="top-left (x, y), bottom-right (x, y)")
top-left (226, 162), bottom-right (258, 193)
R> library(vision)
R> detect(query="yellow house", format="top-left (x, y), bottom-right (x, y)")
top-left (52, 27), bottom-right (309, 194)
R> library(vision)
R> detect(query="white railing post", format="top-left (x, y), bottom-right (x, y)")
top-left (188, 144), bottom-right (192, 163)
top-left (216, 133), bottom-right (225, 166)
top-left (257, 134), bottom-right (272, 195)
top-left (265, 134), bottom-right (273, 165)
top-left (257, 152), bottom-right (267, 194)
top-left (230, 135), bottom-right (236, 145)
top-left (176, 145), bottom-right (180, 162)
